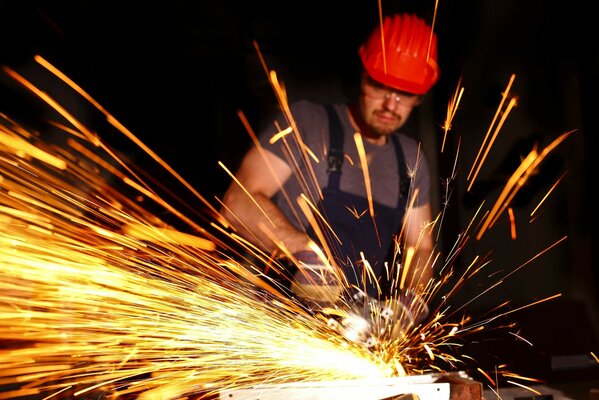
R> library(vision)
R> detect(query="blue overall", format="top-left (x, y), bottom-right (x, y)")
top-left (310, 105), bottom-right (410, 298)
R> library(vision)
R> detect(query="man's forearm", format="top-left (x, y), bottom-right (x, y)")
top-left (410, 247), bottom-right (435, 294)
top-left (222, 191), bottom-right (310, 255)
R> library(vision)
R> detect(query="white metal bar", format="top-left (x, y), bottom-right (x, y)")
top-left (218, 377), bottom-right (451, 400)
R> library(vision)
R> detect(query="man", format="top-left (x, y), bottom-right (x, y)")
top-left (221, 13), bottom-right (439, 315)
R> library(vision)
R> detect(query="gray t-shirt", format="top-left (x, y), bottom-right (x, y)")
top-left (258, 100), bottom-right (430, 231)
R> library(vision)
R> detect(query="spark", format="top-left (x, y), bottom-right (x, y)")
top-left (122, 222), bottom-right (216, 250)
top-left (501, 373), bottom-right (544, 383)
top-left (299, 193), bottom-right (342, 246)
top-left (508, 331), bottom-right (534, 346)
top-left (377, 0), bottom-right (387, 74)
top-left (468, 294), bottom-right (563, 330)
top-left (530, 171), bottom-right (566, 220)
top-left (345, 205), bottom-right (368, 219)
top-left (436, 135), bottom-right (460, 244)
top-left (428, 0), bottom-right (441, 63)
top-left (218, 160), bottom-right (277, 229)
top-left (0, 50), bottom-right (580, 399)
top-left (507, 207), bottom-right (516, 240)
top-left (252, 41), bottom-right (323, 211)
top-left (234, 110), bottom-right (307, 234)
top-left (440, 78), bottom-right (465, 153)
top-left (0, 105), bottom-right (386, 399)
top-left (0, 128), bottom-right (66, 169)
top-left (467, 73), bottom-right (517, 191)
top-left (297, 194), bottom-right (344, 273)
top-left (268, 126), bottom-right (293, 144)
top-left (477, 367), bottom-right (496, 386)
top-left (475, 131), bottom-right (575, 240)
top-left (505, 380), bottom-right (542, 395)
top-left (354, 132), bottom-right (375, 221)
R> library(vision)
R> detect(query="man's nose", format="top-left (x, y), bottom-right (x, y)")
top-left (382, 93), bottom-right (400, 110)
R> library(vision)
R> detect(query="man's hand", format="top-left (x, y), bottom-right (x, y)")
top-left (329, 289), bottom-right (429, 347)
top-left (289, 249), bottom-right (343, 310)
top-left (384, 289), bottom-right (430, 339)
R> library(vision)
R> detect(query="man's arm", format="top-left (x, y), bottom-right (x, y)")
top-left (221, 146), bottom-right (311, 255)
top-left (402, 202), bottom-right (435, 293)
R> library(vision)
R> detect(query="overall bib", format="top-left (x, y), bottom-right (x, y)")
top-left (309, 105), bottom-right (410, 298)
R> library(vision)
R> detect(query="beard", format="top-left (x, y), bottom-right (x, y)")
top-left (350, 100), bottom-right (406, 142)
top-left (365, 110), bottom-right (403, 137)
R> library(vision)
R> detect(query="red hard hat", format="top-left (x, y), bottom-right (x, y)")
top-left (359, 13), bottom-right (440, 95)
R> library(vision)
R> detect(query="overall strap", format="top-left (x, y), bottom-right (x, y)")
top-left (390, 134), bottom-right (410, 200)
top-left (324, 104), bottom-right (344, 189)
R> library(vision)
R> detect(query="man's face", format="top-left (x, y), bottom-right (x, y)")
top-left (358, 73), bottom-right (422, 138)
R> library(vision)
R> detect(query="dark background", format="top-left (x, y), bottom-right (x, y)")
top-left (1, 0), bottom-right (597, 390)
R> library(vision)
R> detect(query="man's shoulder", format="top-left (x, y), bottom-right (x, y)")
top-left (395, 132), bottom-right (429, 177)
top-left (396, 132), bottom-right (419, 147)
top-left (287, 100), bottom-right (345, 129)
top-left (289, 99), bottom-right (328, 114)
top-left (396, 132), bottom-right (424, 159)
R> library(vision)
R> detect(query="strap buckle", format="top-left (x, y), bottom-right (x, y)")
top-left (327, 150), bottom-right (344, 173)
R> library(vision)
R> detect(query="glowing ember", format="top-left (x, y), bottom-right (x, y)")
top-left (0, 52), bottom-right (582, 400)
